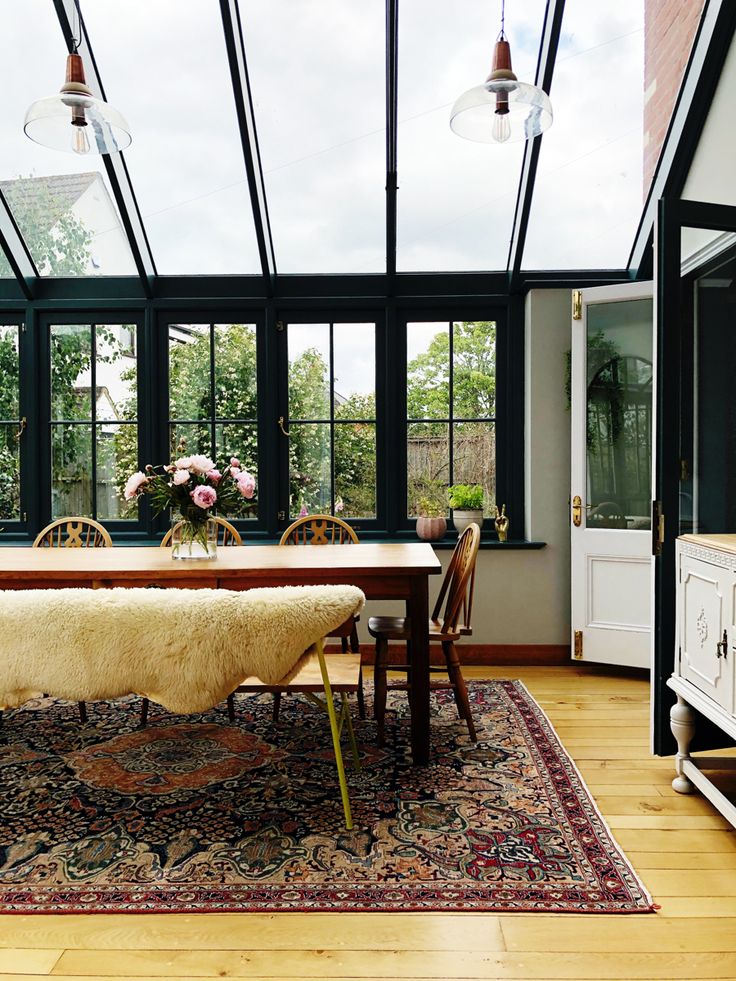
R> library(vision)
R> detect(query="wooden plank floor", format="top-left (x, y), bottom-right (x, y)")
top-left (2, 665), bottom-right (736, 981)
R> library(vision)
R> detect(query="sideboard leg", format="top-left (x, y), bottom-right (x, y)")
top-left (671, 695), bottom-right (696, 794)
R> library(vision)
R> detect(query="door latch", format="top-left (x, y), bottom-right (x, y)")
top-left (717, 629), bottom-right (728, 659)
top-left (651, 500), bottom-right (664, 556)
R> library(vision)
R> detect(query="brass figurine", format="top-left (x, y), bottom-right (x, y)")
top-left (495, 504), bottom-right (509, 542)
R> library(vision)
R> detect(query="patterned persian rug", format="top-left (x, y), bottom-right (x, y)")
top-left (0, 681), bottom-right (654, 913)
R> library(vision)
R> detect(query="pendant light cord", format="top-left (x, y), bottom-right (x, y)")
top-left (497, 0), bottom-right (506, 41)
top-left (71, 0), bottom-right (82, 53)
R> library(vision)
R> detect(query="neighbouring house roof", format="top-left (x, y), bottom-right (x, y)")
top-left (0, 173), bottom-right (99, 234)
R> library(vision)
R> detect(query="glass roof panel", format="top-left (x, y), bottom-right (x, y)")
top-left (0, 0), bottom-right (136, 277)
top-left (522, 0), bottom-right (645, 270)
top-left (242, 1), bottom-right (385, 274)
top-left (82, 0), bottom-right (261, 275)
top-left (397, 0), bottom-right (546, 272)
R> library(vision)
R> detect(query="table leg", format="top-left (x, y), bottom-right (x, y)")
top-left (408, 574), bottom-right (430, 765)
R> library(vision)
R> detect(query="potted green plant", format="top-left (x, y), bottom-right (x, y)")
top-left (415, 492), bottom-right (448, 542)
top-left (448, 483), bottom-right (484, 534)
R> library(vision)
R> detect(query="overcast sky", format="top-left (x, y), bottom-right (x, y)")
top-left (2, 0), bottom-right (645, 278)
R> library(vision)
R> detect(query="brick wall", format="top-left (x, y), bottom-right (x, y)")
top-left (644, 0), bottom-right (705, 192)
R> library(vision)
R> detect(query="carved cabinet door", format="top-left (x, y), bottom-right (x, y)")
top-left (678, 550), bottom-right (735, 714)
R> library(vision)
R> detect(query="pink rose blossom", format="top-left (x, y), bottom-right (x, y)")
top-left (123, 471), bottom-right (148, 501)
top-left (173, 469), bottom-right (190, 486)
top-left (188, 454), bottom-right (215, 474)
top-left (235, 470), bottom-right (256, 499)
top-left (191, 485), bottom-right (217, 509)
top-left (230, 457), bottom-right (240, 468)
top-left (207, 469), bottom-right (222, 484)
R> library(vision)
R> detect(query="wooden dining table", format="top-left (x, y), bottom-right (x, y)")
top-left (0, 542), bottom-right (442, 765)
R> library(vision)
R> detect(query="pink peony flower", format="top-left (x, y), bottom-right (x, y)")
top-left (191, 485), bottom-right (217, 509)
top-left (230, 457), bottom-right (240, 468)
top-left (235, 470), bottom-right (256, 499)
top-left (123, 471), bottom-right (148, 501)
top-left (188, 454), bottom-right (215, 474)
top-left (173, 469), bottom-right (190, 485)
top-left (207, 469), bottom-right (222, 484)
top-left (334, 496), bottom-right (344, 513)
top-left (230, 466), bottom-right (240, 477)
top-left (174, 456), bottom-right (192, 470)
top-left (299, 502), bottom-right (308, 517)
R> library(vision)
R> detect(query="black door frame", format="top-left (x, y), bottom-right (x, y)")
top-left (654, 197), bottom-right (736, 754)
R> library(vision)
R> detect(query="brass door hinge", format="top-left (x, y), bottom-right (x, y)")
top-left (574, 630), bottom-right (583, 659)
top-left (652, 500), bottom-right (664, 556)
top-left (276, 320), bottom-right (285, 332)
top-left (277, 510), bottom-right (286, 521)
top-left (572, 289), bottom-right (582, 320)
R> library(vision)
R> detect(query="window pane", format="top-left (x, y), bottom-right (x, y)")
top-left (170, 423), bottom-right (211, 461)
top-left (0, 425), bottom-right (20, 520)
top-left (95, 325), bottom-right (137, 421)
top-left (243, 2), bottom-right (385, 273)
top-left (289, 423), bottom-right (331, 517)
top-left (407, 323), bottom-right (450, 420)
top-left (214, 324), bottom-right (257, 420)
top-left (0, 326), bottom-right (19, 419)
top-left (397, 0), bottom-right (546, 271)
top-left (51, 325), bottom-right (92, 421)
top-left (82, 1), bottom-right (261, 274)
top-left (288, 325), bottom-right (330, 420)
top-left (0, 1), bottom-right (136, 277)
top-left (453, 321), bottom-right (496, 419)
top-left (522, 1), bottom-right (644, 269)
top-left (333, 324), bottom-right (375, 420)
top-left (215, 422), bottom-right (258, 520)
top-left (454, 422), bottom-right (495, 516)
top-left (335, 422), bottom-right (376, 519)
top-left (52, 424), bottom-right (92, 518)
top-left (0, 327), bottom-right (20, 519)
top-left (169, 324), bottom-right (211, 421)
top-left (407, 421), bottom-right (449, 518)
top-left (97, 423), bottom-right (138, 520)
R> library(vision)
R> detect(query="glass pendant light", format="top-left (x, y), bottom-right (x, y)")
top-left (450, 0), bottom-right (553, 144)
top-left (24, 4), bottom-right (130, 156)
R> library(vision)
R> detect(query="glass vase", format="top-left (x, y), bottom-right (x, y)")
top-left (170, 515), bottom-right (218, 560)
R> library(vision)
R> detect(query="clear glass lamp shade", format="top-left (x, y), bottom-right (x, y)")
top-left (24, 93), bottom-right (131, 155)
top-left (450, 79), bottom-right (553, 144)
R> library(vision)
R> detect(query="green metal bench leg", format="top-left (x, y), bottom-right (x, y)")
top-left (316, 640), bottom-right (354, 831)
top-left (340, 692), bottom-right (361, 771)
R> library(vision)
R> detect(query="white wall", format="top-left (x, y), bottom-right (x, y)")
top-left (358, 288), bottom-right (572, 648)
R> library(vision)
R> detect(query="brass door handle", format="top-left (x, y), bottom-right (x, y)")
top-left (277, 416), bottom-right (290, 437)
top-left (571, 495), bottom-right (594, 527)
top-left (14, 416), bottom-right (26, 441)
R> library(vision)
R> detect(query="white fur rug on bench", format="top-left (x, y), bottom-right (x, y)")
top-left (0, 584), bottom-right (364, 714)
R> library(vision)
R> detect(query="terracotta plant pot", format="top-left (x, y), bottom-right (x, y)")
top-left (416, 516), bottom-right (447, 541)
top-left (452, 509), bottom-right (484, 535)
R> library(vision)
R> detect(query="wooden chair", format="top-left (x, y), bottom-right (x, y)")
top-left (160, 515), bottom-right (243, 548)
top-left (139, 516), bottom-right (243, 726)
top-left (368, 522), bottom-right (481, 745)
top-left (277, 514), bottom-right (365, 720)
top-left (33, 516), bottom-right (112, 550)
top-left (33, 516), bottom-right (113, 723)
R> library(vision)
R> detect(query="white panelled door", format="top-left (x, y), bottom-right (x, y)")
top-left (570, 282), bottom-right (654, 669)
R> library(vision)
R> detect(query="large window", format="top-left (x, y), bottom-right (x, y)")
top-left (168, 322), bottom-right (258, 519)
top-left (49, 323), bottom-right (138, 520)
top-left (286, 322), bottom-right (377, 520)
top-left (406, 320), bottom-right (496, 519)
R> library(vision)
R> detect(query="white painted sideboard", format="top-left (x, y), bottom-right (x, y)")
top-left (668, 534), bottom-right (736, 827)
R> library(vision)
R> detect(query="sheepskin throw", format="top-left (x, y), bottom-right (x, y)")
top-left (0, 585), bottom-right (365, 714)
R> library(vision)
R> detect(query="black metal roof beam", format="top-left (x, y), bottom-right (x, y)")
top-left (386, 0), bottom-right (399, 289)
top-left (53, 0), bottom-right (156, 298)
top-left (0, 190), bottom-right (37, 300)
top-left (628, 0), bottom-right (736, 280)
top-left (506, 0), bottom-right (566, 290)
top-left (220, 0), bottom-right (277, 295)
